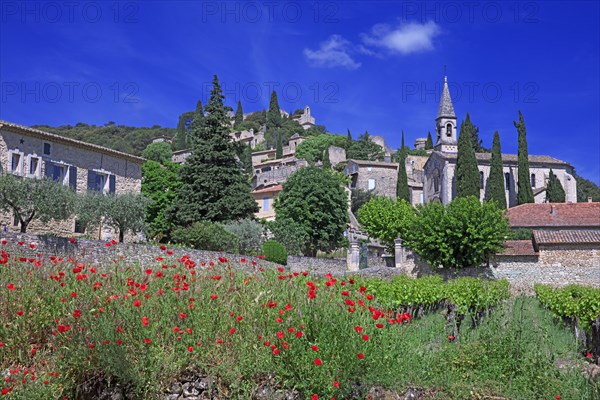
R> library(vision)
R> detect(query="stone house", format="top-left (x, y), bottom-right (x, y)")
top-left (422, 75), bottom-right (577, 206)
top-left (252, 184), bottom-right (282, 221)
top-left (0, 120), bottom-right (144, 239)
top-left (291, 106), bottom-right (316, 130)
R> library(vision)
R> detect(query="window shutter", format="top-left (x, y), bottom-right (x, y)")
top-left (88, 170), bottom-right (97, 191)
top-left (69, 167), bottom-right (77, 191)
top-left (44, 161), bottom-right (53, 179)
top-left (109, 175), bottom-right (116, 194)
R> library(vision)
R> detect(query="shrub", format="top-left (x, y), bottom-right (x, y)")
top-left (171, 221), bottom-right (239, 253)
top-left (224, 219), bottom-right (264, 255)
top-left (262, 240), bottom-right (288, 265)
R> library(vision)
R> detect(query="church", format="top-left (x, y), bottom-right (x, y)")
top-left (421, 75), bottom-right (577, 206)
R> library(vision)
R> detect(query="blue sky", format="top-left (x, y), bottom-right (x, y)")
top-left (1, 0), bottom-right (599, 183)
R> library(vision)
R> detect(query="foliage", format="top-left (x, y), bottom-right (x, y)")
top-left (224, 219), bottom-right (265, 255)
top-left (266, 91), bottom-right (283, 133)
top-left (171, 221), bottom-right (240, 253)
top-left (32, 123), bottom-right (176, 157)
top-left (357, 197), bottom-right (415, 253)
top-left (425, 132), bottom-right (434, 149)
top-left (234, 100), bottom-right (244, 128)
top-left (275, 132), bottom-right (283, 159)
top-left (274, 167), bottom-right (349, 256)
top-left (396, 132), bottom-right (410, 202)
top-left (173, 76), bottom-right (257, 225)
top-left (141, 161), bottom-right (182, 242)
top-left (405, 148), bottom-right (429, 156)
top-left (267, 218), bottom-right (310, 256)
top-left (485, 131), bottom-right (507, 209)
top-left (0, 245), bottom-right (597, 400)
top-left (172, 111), bottom-right (195, 151)
top-left (462, 112), bottom-right (485, 152)
top-left (408, 197), bottom-right (510, 269)
top-left (295, 133), bottom-right (347, 164)
top-left (350, 188), bottom-right (375, 214)
top-left (262, 240), bottom-right (288, 265)
top-left (236, 111), bottom-right (265, 134)
top-left (456, 115), bottom-right (481, 198)
top-left (546, 169), bottom-right (566, 202)
top-left (508, 228), bottom-right (533, 240)
top-left (346, 132), bottom-right (385, 161)
top-left (515, 111), bottom-right (535, 204)
top-left (0, 175), bottom-right (76, 233)
top-left (346, 129), bottom-right (352, 149)
top-left (574, 171), bottom-right (600, 202)
top-left (141, 141), bottom-right (173, 164)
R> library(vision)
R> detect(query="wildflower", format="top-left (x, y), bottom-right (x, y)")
top-left (311, 345), bottom-right (319, 351)
top-left (133, 300), bottom-right (142, 307)
top-left (142, 316), bottom-right (149, 326)
top-left (229, 328), bottom-right (236, 335)
top-left (144, 338), bottom-right (152, 344)
top-left (357, 353), bottom-right (364, 359)
top-left (187, 346), bottom-right (194, 352)
top-left (362, 335), bottom-right (369, 341)
top-left (311, 394), bottom-right (318, 400)
top-left (354, 326), bottom-right (363, 333)
top-left (333, 381), bottom-right (339, 388)
top-left (314, 358), bottom-right (322, 366)
top-left (273, 348), bottom-right (280, 355)
top-left (6, 283), bottom-right (14, 291)
top-left (211, 294), bottom-right (218, 300)
top-left (295, 331), bottom-right (303, 338)
top-left (69, 237), bottom-right (76, 243)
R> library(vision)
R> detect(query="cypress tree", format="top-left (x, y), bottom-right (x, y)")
top-left (396, 144), bottom-right (410, 202)
top-left (455, 116), bottom-right (481, 198)
top-left (346, 129), bottom-right (352, 150)
top-left (322, 146), bottom-right (331, 169)
top-left (243, 143), bottom-right (253, 174)
top-left (546, 169), bottom-right (566, 202)
top-left (485, 131), bottom-right (507, 209)
top-left (234, 100), bottom-right (243, 128)
top-left (267, 91), bottom-right (282, 131)
top-left (515, 111), bottom-right (535, 204)
top-left (187, 101), bottom-right (204, 147)
top-left (464, 113), bottom-right (483, 152)
top-left (275, 132), bottom-right (283, 159)
top-left (425, 131), bottom-right (434, 150)
top-left (174, 75), bottom-right (258, 225)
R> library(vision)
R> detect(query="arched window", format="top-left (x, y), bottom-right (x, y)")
top-left (530, 173), bottom-right (536, 188)
top-left (446, 123), bottom-right (452, 137)
top-left (480, 171), bottom-right (485, 189)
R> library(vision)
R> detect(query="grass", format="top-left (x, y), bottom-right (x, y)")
top-left (0, 241), bottom-right (598, 399)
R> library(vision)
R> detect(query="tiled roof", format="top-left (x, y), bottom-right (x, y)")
top-left (499, 240), bottom-right (538, 256)
top-left (252, 185), bottom-right (283, 194)
top-left (533, 230), bottom-right (600, 245)
top-left (348, 160), bottom-right (398, 168)
top-left (433, 151), bottom-right (570, 166)
top-left (0, 120), bottom-right (146, 163)
top-left (507, 202), bottom-right (600, 228)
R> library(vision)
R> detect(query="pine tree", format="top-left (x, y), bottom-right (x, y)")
top-left (275, 132), bottom-right (283, 159)
top-left (234, 100), bottom-right (243, 128)
top-left (546, 169), bottom-right (566, 202)
top-left (174, 75), bottom-right (258, 225)
top-left (396, 133), bottom-right (410, 202)
top-left (425, 131), bottom-right (434, 150)
top-left (485, 131), bottom-right (506, 209)
top-left (267, 91), bottom-right (282, 131)
top-left (515, 111), bottom-right (535, 204)
top-left (455, 116), bottom-right (481, 198)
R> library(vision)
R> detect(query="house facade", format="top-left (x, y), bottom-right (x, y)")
top-left (0, 121), bottom-right (144, 239)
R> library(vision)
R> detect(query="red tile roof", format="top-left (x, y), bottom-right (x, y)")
top-left (506, 202), bottom-right (600, 228)
top-left (252, 185), bottom-right (283, 194)
top-left (499, 240), bottom-right (538, 256)
top-left (533, 230), bottom-right (600, 245)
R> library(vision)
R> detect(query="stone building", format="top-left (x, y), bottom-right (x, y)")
top-left (230, 128), bottom-right (264, 149)
top-left (291, 106), bottom-right (316, 130)
top-left (422, 75), bottom-right (577, 206)
top-left (252, 184), bottom-right (282, 221)
top-left (506, 201), bottom-right (600, 231)
top-left (0, 120), bottom-right (144, 239)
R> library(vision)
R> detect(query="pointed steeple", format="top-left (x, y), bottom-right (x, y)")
top-left (437, 75), bottom-right (456, 119)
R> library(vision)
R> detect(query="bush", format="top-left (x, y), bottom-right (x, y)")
top-left (268, 218), bottom-right (309, 256)
top-left (224, 219), bottom-right (265, 255)
top-left (262, 240), bottom-right (288, 265)
top-left (171, 221), bottom-right (240, 253)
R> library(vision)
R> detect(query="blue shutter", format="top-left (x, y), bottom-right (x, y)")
top-left (88, 170), bottom-right (97, 191)
top-left (109, 175), bottom-right (116, 194)
top-left (44, 161), bottom-right (53, 179)
top-left (69, 167), bottom-right (77, 191)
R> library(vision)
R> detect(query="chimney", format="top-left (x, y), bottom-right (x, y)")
top-left (550, 205), bottom-right (556, 215)
top-left (588, 197), bottom-right (593, 203)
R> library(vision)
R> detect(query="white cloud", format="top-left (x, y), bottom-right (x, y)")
top-left (303, 35), bottom-right (361, 70)
top-left (361, 21), bottom-right (441, 55)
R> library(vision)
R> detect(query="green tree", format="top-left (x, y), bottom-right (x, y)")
top-left (234, 100), bottom-right (244, 128)
top-left (173, 75), bottom-right (257, 225)
top-left (357, 197), bottom-right (415, 252)
top-left (462, 112), bottom-right (484, 152)
top-left (142, 141), bottom-right (173, 164)
top-left (295, 134), bottom-right (347, 164)
top-left (574, 172), bottom-right (600, 202)
top-left (456, 116), bottom-right (481, 198)
top-left (346, 129), bottom-right (353, 149)
top-left (351, 188), bottom-right (375, 214)
top-left (188, 100), bottom-right (205, 146)
top-left (242, 143), bottom-right (253, 174)
top-left (101, 193), bottom-right (151, 242)
top-left (408, 197), bottom-right (509, 269)
top-left (224, 219), bottom-right (265, 255)
top-left (425, 132), bottom-right (434, 150)
top-left (172, 221), bottom-right (239, 253)
top-left (322, 146), bottom-right (331, 168)
top-left (275, 132), bottom-right (283, 159)
top-left (485, 131), bottom-right (507, 209)
top-left (172, 111), bottom-right (194, 151)
top-left (396, 131), bottom-right (410, 202)
top-left (0, 175), bottom-right (76, 233)
top-left (141, 161), bottom-right (182, 242)
top-left (515, 111), bottom-right (535, 204)
top-left (268, 218), bottom-right (310, 256)
top-left (266, 90), bottom-right (282, 132)
top-left (546, 169), bottom-right (566, 202)
top-left (346, 132), bottom-right (385, 161)
top-left (274, 167), bottom-right (349, 256)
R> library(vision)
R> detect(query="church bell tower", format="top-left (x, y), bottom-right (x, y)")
top-left (434, 75), bottom-right (457, 153)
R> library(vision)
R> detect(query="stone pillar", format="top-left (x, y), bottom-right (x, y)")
top-left (394, 238), bottom-right (404, 269)
top-left (347, 241), bottom-right (360, 271)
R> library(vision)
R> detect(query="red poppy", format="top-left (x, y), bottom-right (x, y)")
top-left (69, 237), bottom-right (76, 243)
top-left (311, 345), bottom-right (319, 351)
top-left (357, 353), bottom-right (364, 359)
top-left (314, 358), bottom-right (322, 366)
top-left (133, 300), bottom-right (142, 307)
top-left (333, 381), bottom-right (339, 388)
top-left (229, 328), bottom-right (236, 335)
top-left (6, 283), bottom-right (14, 291)
top-left (354, 326), bottom-right (363, 333)
top-left (187, 346), bottom-right (194, 352)
top-left (362, 335), bottom-right (369, 341)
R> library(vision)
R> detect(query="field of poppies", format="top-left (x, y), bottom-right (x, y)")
top-left (1, 239), bottom-right (599, 400)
